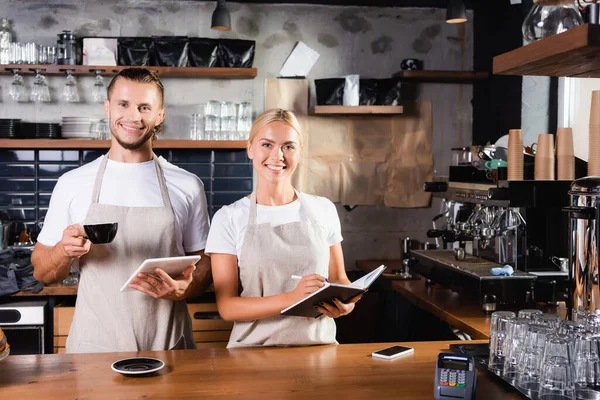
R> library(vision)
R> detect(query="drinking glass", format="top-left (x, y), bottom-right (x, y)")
top-left (191, 113), bottom-right (204, 140)
top-left (9, 69), bottom-right (27, 102)
top-left (488, 311), bottom-right (516, 375)
top-left (205, 115), bottom-right (219, 140)
top-left (503, 318), bottom-right (530, 381)
top-left (534, 313), bottom-right (561, 331)
top-left (517, 324), bottom-right (553, 395)
top-left (62, 70), bottom-right (80, 103)
top-left (518, 309), bottom-right (543, 320)
top-left (572, 332), bottom-right (600, 397)
top-left (237, 102), bottom-right (253, 139)
top-left (62, 266), bottom-right (79, 285)
top-left (31, 70), bottom-right (51, 103)
top-left (538, 335), bottom-right (575, 400)
top-left (91, 70), bottom-right (106, 103)
top-left (205, 100), bottom-right (221, 117)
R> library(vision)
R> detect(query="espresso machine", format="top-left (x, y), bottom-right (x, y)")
top-left (414, 156), bottom-right (572, 310)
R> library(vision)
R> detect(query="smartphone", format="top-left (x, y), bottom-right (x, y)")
top-left (371, 345), bottom-right (414, 360)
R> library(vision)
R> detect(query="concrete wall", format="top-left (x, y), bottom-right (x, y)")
top-left (0, 0), bottom-right (474, 269)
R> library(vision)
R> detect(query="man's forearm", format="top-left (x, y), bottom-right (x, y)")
top-left (183, 252), bottom-right (212, 299)
top-left (31, 242), bottom-right (73, 285)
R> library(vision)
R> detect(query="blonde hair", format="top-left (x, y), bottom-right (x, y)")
top-left (248, 108), bottom-right (303, 144)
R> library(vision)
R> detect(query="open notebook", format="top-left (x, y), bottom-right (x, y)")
top-left (281, 265), bottom-right (386, 318)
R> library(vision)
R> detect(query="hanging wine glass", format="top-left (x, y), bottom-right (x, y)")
top-left (62, 69), bottom-right (80, 103)
top-left (31, 69), bottom-right (51, 103)
top-left (9, 69), bottom-right (28, 102)
top-left (91, 69), bottom-right (106, 103)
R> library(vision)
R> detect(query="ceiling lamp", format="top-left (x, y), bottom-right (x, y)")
top-left (211, 0), bottom-right (231, 31)
top-left (446, 0), bottom-right (467, 24)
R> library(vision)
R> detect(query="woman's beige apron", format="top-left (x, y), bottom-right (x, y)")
top-left (66, 155), bottom-right (195, 353)
top-left (227, 190), bottom-right (337, 348)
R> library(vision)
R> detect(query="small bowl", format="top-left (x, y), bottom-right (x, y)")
top-left (84, 223), bottom-right (118, 244)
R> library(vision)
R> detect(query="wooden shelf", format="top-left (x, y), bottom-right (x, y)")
top-left (494, 24), bottom-right (600, 77)
top-left (0, 139), bottom-right (247, 149)
top-left (0, 64), bottom-right (257, 78)
top-left (311, 105), bottom-right (403, 115)
top-left (392, 70), bottom-right (489, 83)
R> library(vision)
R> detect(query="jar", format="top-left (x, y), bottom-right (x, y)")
top-left (0, 18), bottom-right (13, 65)
top-left (522, 0), bottom-right (583, 43)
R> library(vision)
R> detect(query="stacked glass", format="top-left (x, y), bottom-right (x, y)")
top-left (190, 101), bottom-right (254, 140)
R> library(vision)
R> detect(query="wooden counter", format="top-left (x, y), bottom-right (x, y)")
top-left (0, 341), bottom-right (519, 399)
top-left (11, 283), bottom-right (78, 297)
top-left (356, 259), bottom-right (565, 340)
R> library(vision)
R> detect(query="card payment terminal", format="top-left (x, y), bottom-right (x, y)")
top-left (434, 353), bottom-right (476, 400)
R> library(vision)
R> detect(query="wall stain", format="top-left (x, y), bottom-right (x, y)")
top-left (237, 16), bottom-right (260, 37)
top-left (446, 36), bottom-right (462, 45)
top-left (75, 19), bottom-right (113, 37)
top-left (112, 5), bottom-right (125, 14)
top-left (317, 33), bottom-right (339, 48)
top-left (263, 33), bottom-right (288, 49)
top-left (412, 38), bottom-right (432, 54)
top-left (371, 35), bottom-right (393, 54)
top-left (164, 3), bottom-right (181, 13)
top-left (335, 10), bottom-right (371, 33)
top-left (39, 15), bottom-right (59, 29)
top-left (283, 21), bottom-right (302, 41)
top-left (26, 4), bottom-right (77, 11)
top-left (422, 24), bottom-right (441, 39)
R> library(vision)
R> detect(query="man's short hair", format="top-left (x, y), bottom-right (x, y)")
top-left (106, 68), bottom-right (164, 105)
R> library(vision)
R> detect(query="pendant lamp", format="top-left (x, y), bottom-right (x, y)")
top-left (211, 0), bottom-right (231, 31)
top-left (446, 0), bottom-right (467, 24)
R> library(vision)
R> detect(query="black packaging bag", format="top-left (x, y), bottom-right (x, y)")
top-left (218, 39), bottom-right (255, 68)
top-left (117, 37), bottom-right (153, 66)
top-left (359, 79), bottom-right (378, 105)
top-left (188, 38), bottom-right (219, 67)
top-left (315, 78), bottom-right (345, 105)
top-left (376, 78), bottom-right (406, 105)
top-left (152, 36), bottom-right (189, 67)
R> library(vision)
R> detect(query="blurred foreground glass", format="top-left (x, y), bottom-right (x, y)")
top-left (62, 266), bottom-right (79, 285)
top-left (522, 3), bottom-right (583, 43)
top-left (517, 324), bottom-right (553, 395)
top-left (488, 311), bottom-right (515, 375)
top-left (538, 335), bottom-right (575, 400)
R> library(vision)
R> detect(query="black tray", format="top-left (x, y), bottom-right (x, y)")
top-left (450, 343), bottom-right (532, 399)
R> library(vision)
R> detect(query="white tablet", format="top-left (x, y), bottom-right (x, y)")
top-left (120, 255), bottom-right (201, 292)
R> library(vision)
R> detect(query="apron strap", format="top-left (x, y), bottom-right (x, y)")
top-left (90, 153), bottom-right (174, 212)
top-left (90, 155), bottom-right (109, 204)
top-left (247, 189), bottom-right (317, 226)
top-left (152, 154), bottom-right (175, 211)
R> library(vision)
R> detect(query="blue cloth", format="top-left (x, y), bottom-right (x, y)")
top-left (491, 265), bottom-right (514, 276)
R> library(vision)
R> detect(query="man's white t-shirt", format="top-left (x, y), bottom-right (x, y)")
top-left (205, 193), bottom-right (343, 257)
top-left (37, 155), bottom-right (210, 255)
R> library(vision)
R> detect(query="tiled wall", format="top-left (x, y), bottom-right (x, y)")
top-left (0, 148), bottom-right (252, 236)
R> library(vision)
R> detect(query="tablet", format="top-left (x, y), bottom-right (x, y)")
top-left (120, 255), bottom-right (201, 292)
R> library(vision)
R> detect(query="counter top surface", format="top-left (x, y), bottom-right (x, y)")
top-left (356, 259), bottom-right (565, 340)
top-left (0, 341), bottom-right (518, 399)
top-left (11, 283), bottom-right (78, 297)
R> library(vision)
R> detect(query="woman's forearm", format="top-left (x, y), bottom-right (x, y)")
top-left (217, 292), bottom-right (295, 322)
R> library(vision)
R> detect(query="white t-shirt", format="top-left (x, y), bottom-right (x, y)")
top-left (205, 193), bottom-right (343, 257)
top-left (37, 155), bottom-right (210, 255)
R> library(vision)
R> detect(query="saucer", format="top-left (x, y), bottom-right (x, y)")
top-left (111, 357), bottom-right (165, 376)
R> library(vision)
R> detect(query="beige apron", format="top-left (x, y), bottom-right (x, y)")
top-left (227, 190), bottom-right (337, 348)
top-left (66, 155), bottom-right (195, 353)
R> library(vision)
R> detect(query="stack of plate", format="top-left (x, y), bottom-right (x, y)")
top-left (0, 119), bottom-right (21, 139)
top-left (21, 123), bottom-right (61, 139)
top-left (61, 117), bottom-right (100, 139)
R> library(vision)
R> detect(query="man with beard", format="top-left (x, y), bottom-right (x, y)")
top-left (32, 68), bottom-right (212, 353)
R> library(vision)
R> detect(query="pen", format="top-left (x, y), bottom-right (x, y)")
top-left (291, 275), bottom-right (329, 282)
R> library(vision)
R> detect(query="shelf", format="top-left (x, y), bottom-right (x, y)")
top-left (493, 24), bottom-right (600, 77)
top-left (311, 105), bottom-right (403, 115)
top-left (0, 139), bottom-right (247, 149)
top-left (0, 64), bottom-right (257, 78)
top-left (392, 70), bottom-right (489, 83)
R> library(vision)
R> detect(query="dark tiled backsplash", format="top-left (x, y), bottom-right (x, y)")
top-left (0, 149), bottom-right (253, 232)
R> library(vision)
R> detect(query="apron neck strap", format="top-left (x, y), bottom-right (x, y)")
top-left (247, 189), bottom-right (317, 225)
top-left (91, 153), bottom-right (173, 211)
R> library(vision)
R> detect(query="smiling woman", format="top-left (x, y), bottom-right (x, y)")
top-left (205, 108), bottom-right (361, 349)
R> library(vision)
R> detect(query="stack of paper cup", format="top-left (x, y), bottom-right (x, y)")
top-left (534, 133), bottom-right (555, 180)
top-left (507, 129), bottom-right (524, 180)
top-left (556, 127), bottom-right (575, 180)
top-left (590, 90), bottom-right (600, 175)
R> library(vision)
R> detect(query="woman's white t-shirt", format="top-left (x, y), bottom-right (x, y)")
top-left (205, 193), bottom-right (343, 257)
